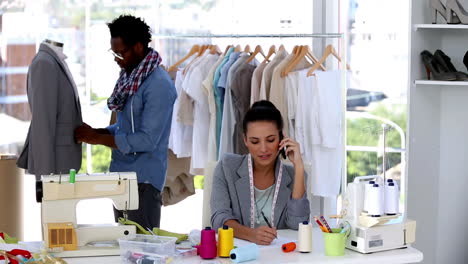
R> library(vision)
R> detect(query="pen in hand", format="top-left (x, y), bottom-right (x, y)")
top-left (261, 211), bottom-right (277, 239)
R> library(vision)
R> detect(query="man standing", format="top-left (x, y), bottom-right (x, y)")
top-left (75, 15), bottom-right (176, 229)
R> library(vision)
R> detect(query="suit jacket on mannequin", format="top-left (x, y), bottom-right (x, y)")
top-left (17, 42), bottom-right (83, 178)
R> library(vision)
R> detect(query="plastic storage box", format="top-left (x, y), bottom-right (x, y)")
top-left (118, 234), bottom-right (177, 264)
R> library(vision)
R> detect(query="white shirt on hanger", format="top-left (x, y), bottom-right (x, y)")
top-left (169, 69), bottom-right (193, 158)
top-left (202, 55), bottom-right (225, 163)
top-left (295, 69), bottom-right (343, 197)
top-left (270, 55), bottom-right (311, 138)
top-left (183, 51), bottom-right (220, 174)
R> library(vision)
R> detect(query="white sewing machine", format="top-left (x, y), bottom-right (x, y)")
top-left (39, 172), bottom-right (138, 257)
top-left (341, 175), bottom-right (416, 254)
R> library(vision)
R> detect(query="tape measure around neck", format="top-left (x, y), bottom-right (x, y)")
top-left (248, 153), bottom-right (283, 229)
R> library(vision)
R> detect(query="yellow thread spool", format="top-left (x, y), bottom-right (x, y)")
top-left (218, 225), bottom-right (234, 257)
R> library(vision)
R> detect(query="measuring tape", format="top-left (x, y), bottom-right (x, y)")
top-left (247, 154), bottom-right (283, 228)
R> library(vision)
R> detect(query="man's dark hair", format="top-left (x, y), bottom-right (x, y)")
top-left (242, 100), bottom-right (284, 134)
top-left (107, 15), bottom-right (152, 47)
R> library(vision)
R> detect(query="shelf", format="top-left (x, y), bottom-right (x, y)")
top-left (414, 24), bottom-right (468, 30)
top-left (414, 80), bottom-right (468, 86)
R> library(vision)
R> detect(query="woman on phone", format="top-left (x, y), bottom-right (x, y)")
top-left (210, 100), bottom-right (309, 245)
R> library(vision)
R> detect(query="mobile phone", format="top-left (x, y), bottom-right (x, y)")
top-left (279, 131), bottom-right (286, 159)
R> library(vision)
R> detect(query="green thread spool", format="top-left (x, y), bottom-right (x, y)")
top-left (69, 169), bottom-right (76, 183)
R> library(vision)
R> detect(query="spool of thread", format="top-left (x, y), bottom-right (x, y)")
top-left (367, 184), bottom-right (384, 217)
top-left (282, 242), bottom-right (296, 253)
top-left (217, 225), bottom-right (234, 257)
top-left (229, 243), bottom-right (259, 263)
top-left (363, 180), bottom-right (375, 213)
top-left (199, 227), bottom-right (217, 259)
top-left (385, 182), bottom-right (399, 215)
top-left (69, 169), bottom-right (76, 183)
top-left (297, 221), bottom-right (312, 253)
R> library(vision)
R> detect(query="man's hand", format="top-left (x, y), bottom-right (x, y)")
top-left (75, 123), bottom-right (100, 144)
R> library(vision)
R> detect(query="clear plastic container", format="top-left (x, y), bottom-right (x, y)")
top-left (118, 234), bottom-right (177, 264)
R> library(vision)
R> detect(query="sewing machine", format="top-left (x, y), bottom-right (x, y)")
top-left (341, 175), bottom-right (416, 253)
top-left (38, 172), bottom-right (138, 257)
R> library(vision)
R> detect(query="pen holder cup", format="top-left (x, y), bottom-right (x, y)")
top-left (323, 228), bottom-right (350, 256)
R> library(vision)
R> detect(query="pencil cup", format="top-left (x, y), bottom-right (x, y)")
top-left (323, 228), bottom-right (350, 256)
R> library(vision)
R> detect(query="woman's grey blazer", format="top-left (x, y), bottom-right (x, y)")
top-left (210, 153), bottom-right (310, 230)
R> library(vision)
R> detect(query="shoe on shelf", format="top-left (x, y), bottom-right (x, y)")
top-left (463, 51), bottom-right (468, 71)
top-left (431, 0), bottom-right (461, 24)
top-left (421, 50), bottom-right (457, 81)
top-left (446, 0), bottom-right (468, 24)
top-left (433, 49), bottom-right (468, 81)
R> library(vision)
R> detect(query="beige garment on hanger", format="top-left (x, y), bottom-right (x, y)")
top-left (162, 149), bottom-right (195, 206)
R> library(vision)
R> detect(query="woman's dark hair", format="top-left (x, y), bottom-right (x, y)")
top-left (107, 15), bottom-right (152, 47)
top-left (242, 100), bottom-right (284, 134)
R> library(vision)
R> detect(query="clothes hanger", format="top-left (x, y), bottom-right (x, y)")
top-left (234, 44), bottom-right (242, 52)
top-left (168, 44), bottom-right (200, 72)
top-left (262, 45), bottom-right (276, 63)
top-left (183, 44), bottom-right (209, 74)
top-left (210, 44), bottom-right (221, 55)
top-left (243, 44), bottom-right (251, 53)
top-left (281, 45), bottom-right (310, 77)
top-left (278, 44), bottom-right (286, 52)
top-left (246, 45), bottom-right (266, 63)
top-left (224, 44), bottom-right (233, 55)
top-left (307, 44), bottom-right (350, 76)
top-left (198, 44), bottom-right (209, 57)
top-left (282, 45), bottom-right (326, 77)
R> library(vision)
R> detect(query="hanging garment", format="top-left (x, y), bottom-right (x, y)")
top-left (218, 53), bottom-right (248, 157)
top-left (270, 55), bottom-right (311, 138)
top-left (259, 49), bottom-right (288, 100)
top-left (162, 149), bottom-right (195, 206)
top-left (183, 51), bottom-right (220, 174)
top-left (216, 51), bottom-right (240, 158)
top-left (202, 55), bottom-right (225, 163)
top-left (213, 48), bottom-right (235, 159)
top-left (169, 69), bottom-right (193, 158)
top-left (250, 61), bottom-right (267, 105)
top-left (295, 69), bottom-right (343, 197)
top-left (231, 61), bottom-right (257, 154)
top-left (17, 43), bottom-right (82, 178)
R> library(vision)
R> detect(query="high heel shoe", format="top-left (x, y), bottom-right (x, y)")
top-left (463, 51), bottom-right (468, 71)
top-left (421, 50), bottom-right (457, 81)
top-left (433, 49), bottom-right (468, 81)
top-left (446, 0), bottom-right (468, 24)
top-left (431, 0), bottom-right (461, 24)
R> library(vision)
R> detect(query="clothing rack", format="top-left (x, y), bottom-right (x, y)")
top-left (155, 32), bottom-right (347, 220)
top-left (152, 33), bottom-right (343, 38)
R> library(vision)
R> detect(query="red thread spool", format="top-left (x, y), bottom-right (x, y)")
top-left (282, 242), bottom-right (296, 253)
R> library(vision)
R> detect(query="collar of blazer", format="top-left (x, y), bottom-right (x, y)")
top-left (38, 43), bottom-right (80, 107)
top-left (235, 154), bottom-right (292, 227)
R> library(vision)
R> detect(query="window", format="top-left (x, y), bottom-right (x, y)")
top-left (345, 0), bottom-right (409, 211)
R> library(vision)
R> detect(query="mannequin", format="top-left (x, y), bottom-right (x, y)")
top-left (17, 39), bottom-right (83, 179)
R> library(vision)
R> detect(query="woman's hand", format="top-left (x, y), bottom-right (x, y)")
top-left (279, 136), bottom-right (304, 169)
top-left (250, 226), bottom-right (277, 245)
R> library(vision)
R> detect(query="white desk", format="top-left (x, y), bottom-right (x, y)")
top-left (64, 228), bottom-right (423, 264)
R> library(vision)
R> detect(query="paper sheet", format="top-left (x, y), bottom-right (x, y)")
top-left (234, 236), bottom-right (296, 249)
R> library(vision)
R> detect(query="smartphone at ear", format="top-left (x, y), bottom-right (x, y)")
top-left (279, 131), bottom-right (286, 159)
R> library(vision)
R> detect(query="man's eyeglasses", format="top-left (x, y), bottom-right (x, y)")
top-left (108, 48), bottom-right (125, 60)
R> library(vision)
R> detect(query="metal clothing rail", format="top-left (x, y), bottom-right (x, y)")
top-left (152, 33), bottom-right (343, 38)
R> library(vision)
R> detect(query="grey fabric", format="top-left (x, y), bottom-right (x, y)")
top-left (231, 62), bottom-right (256, 154)
top-left (210, 153), bottom-right (310, 230)
top-left (17, 43), bottom-right (82, 178)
